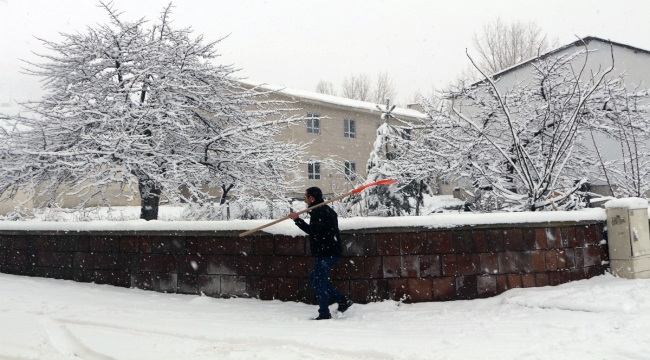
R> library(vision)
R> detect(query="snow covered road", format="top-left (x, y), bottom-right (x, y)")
top-left (1, 273), bottom-right (649, 359)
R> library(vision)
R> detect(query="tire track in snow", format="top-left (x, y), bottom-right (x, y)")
top-left (54, 318), bottom-right (398, 360)
top-left (502, 299), bottom-right (634, 314)
top-left (38, 317), bottom-right (115, 360)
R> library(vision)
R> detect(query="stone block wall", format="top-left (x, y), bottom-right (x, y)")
top-left (0, 222), bottom-right (608, 303)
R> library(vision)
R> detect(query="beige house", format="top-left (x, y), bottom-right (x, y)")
top-left (245, 82), bottom-right (428, 199)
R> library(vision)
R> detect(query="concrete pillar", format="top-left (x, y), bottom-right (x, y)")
top-left (606, 198), bottom-right (650, 279)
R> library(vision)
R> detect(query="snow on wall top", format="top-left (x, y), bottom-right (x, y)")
top-left (0, 209), bottom-right (606, 236)
top-left (239, 80), bottom-right (427, 120)
top-left (604, 197), bottom-right (649, 210)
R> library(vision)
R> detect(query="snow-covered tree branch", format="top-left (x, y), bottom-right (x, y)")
top-left (436, 43), bottom-right (647, 210)
top-left (588, 78), bottom-right (650, 197)
top-left (0, 2), bottom-right (307, 220)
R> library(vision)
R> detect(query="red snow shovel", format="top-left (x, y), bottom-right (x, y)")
top-left (238, 179), bottom-right (397, 237)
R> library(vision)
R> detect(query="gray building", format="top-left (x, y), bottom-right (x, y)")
top-left (451, 36), bottom-right (650, 198)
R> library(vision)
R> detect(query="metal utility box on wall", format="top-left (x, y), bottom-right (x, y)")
top-left (606, 198), bottom-right (650, 279)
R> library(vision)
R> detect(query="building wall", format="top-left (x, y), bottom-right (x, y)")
top-left (0, 180), bottom-right (142, 216)
top-left (267, 91), bottom-right (423, 198)
top-left (0, 221), bottom-right (608, 303)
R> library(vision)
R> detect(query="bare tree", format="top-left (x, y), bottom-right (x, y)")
top-left (472, 17), bottom-right (558, 75)
top-left (341, 73), bottom-right (373, 101)
top-left (319, 72), bottom-right (399, 104)
top-left (452, 64), bottom-right (481, 88)
top-left (403, 86), bottom-right (443, 112)
top-left (315, 80), bottom-right (336, 96)
top-left (373, 72), bottom-right (397, 104)
top-left (403, 91), bottom-right (421, 108)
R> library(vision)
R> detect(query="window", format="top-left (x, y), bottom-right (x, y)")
top-left (307, 113), bottom-right (320, 134)
top-left (344, 119), bottom-right (356, 138)
top-left (344, 161), bottom-right (356, 181)
top-left (441, 179), bottom-right (450, 185)
top-left (308, 162), bottom-right (321, 180)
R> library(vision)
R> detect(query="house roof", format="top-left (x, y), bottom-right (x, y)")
top-left (471, 36), bottom-right (650, 86)
top-left (239, 79), bottom-right (427, 119)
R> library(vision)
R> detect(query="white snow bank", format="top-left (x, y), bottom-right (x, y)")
top-left (2, 272), bottom-right (650, 359)
top-left (604, 197), bottom-right (649, 210)
top-left (0, 208), bottom-right (606, 236)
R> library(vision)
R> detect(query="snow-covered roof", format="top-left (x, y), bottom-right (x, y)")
top-left (470, 36), bottom-right (650, 88)
top-left (239, 79), bottom-right (427, 120)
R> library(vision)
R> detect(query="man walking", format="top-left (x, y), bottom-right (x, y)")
top-left (288, 187), bottom-right (353, 320)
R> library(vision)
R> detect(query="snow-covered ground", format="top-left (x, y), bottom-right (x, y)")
top-left (1, 273), bottom-right (649, 359)
top-left (421, 194), bottom-right (465, 213)
top-left (28, 194), bottom-right (464, 223)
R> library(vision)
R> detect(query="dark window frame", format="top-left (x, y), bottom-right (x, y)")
top-left (307, 113), bottom-right (320, 134)
top-left (344, 118), bottom-right (356, 138)
top-left (308, 162), bottom-right (321, 180)
top-left (344, 161), bottom-right (356, 181)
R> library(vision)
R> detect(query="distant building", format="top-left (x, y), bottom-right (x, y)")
top-left (468, 36), bottom-right (650, 90)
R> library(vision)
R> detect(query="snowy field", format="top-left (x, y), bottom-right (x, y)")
top-left (1, 273), bottom-right (650, 359)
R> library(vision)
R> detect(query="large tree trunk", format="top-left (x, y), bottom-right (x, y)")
top-left (139, 180), bottom-right (162, 221)
top-left (220, 184), bottom-right (234, 205)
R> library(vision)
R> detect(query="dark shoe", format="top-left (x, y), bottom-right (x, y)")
top-left (337, 297), bottom-right (354, 313)
top-left (312, 314), bottom-right (332, 320)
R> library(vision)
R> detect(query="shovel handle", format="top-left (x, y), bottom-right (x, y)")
top-left (238, 191), bottom-right (352, 237)
top-left (238, 179), bottom-right (396, 237)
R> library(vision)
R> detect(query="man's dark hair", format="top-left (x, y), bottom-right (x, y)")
top-left (306, 187), bottom-right (323, 201)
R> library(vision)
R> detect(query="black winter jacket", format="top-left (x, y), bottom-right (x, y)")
top-left (293, 202), bottom-right (342, 257)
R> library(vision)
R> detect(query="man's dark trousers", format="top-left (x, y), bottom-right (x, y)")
top-left (311, 256), bottom-right (344, 317)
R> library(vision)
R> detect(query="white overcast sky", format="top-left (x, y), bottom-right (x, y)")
top-left (1, 0), bottom-right (649, 105)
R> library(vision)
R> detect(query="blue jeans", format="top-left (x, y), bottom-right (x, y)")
top-left (310, 256), bottom-right (344, 317)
